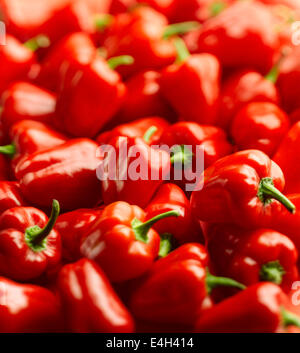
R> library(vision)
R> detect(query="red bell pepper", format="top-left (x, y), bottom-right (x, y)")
top-left (0, 181), bottom-right (27, 213)
top-left (0, 199), bottom-right (61, 281)
top-left (191, 150), bottom-right (296, 228)
top-left (15, 138), bottom-right (102, 211)
top-left (0, 35), bottom-right (37, 96)
top-left (80, 201), bottom-right (179, 282)
top-left (58, 258), bottom-right (135, 333)
top-left (159, 38), bottom-right (221, 125)
top-left (218, 68), bottom-right (280, 130)
top-left (0, 120), bottom-right (68, 172)
top-left (55, 208), bottom-right (103, 263)
top-left (1, 82), bottom-right (57, 132)
top-left (97, 116), bottom-right (170, 146)
top-left (231, 102), bottom-right (290, 157)
top-left (0, 276), bottom-right (62, 333)
top-left (145, 183), bottom-right (203, 245)
top-left (206, 225), bottom-right (298, 292)
top-left (274, 122), bottom-right (300, 193)
top-left (130, 243), bottom-right (245, 327)
top-left (195, 283), bottom-right (300, 333)
top-left (195, 1), bottom-right (280, 74)
top-left (116, 70), bottom-right (175, 124)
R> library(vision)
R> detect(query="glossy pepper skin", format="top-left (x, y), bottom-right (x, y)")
top-left (99, 136), bottom-right (170, 208)
top-left (15, 139), bottom-right (102, 211)
top-left (231, 102), bottom-right (290, 157)
top-left (218, 69), bottom-right (280, 130)
top-left (130, 243), bottom-right (244, 327)
top-left (0, 156), bottom-right (10, 181)
top-left (160, 39), bottom-right (221, 125)
top-left (55, 208), bottom-right (103, 263)
top-left (205, 225), bottom-right (298, 292)
top-left (58, 258), bottom-right (135, 333)
top-left (1, 82), bottom-right (57, 133)
top-left (191, 150), bottom-right (296, 229)
top-left (0, 181), bottom-right (27, 213)
top-left (80, 201), bottom-right (177, 282)
top-left (0, 200), bottom-right (61, 281)
top-left (195, 1), bottom-right (280, 74)
top-left (97, 117), bottom-right (170, 146)
top-left (274, 122), bottom-right (300, 194)
top-left (195, 283), bottom-right (300, 333)
top-left (145, 183), bottom-right (203, 245)
top-left (0, 35), bottom-right (36, 95)
top-left (0, 277), bottom-right (62, 333)
top-left (116, 70), bottom-right (175, 124)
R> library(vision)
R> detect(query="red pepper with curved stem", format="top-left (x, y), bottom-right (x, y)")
top-left (231, 102), bottom-right (290, 157)
top-left (195, 283), bottom-right (300, 333)
top-left (0, 277), bottom-right (62, 333)
top-left (116, 70), bottom-right (175, 124)
top-left (0, 35), bottom-right (36, 96)
top-left (274, 122), bottom-right (300, 193)
top-left (218, 68), bottom-right (280, 130)
top-left (58, 258), bottom-right (135, 333)
top-left (80, 201), bottom-right (178, 282)
top-left (1, 82), bottom-right (57, 133)
top-left (55, 208), bottom-right (103, 263)
top-left (195, 1), bottom-right (280, 74)
top-left (97, 117), bottom-right (170, 146)
top-left (0, 181), bottom-right (27, 213)
top-left (130, 243), bottom-right (245, 327)
top-left (55, 55), bottom-right (131, 138)
top-left (159, 38), bottom-right (221, 125)
top-left (0, 199), bottom-right (61, 281)
top-left (206, 225), bottom-right (298, 292)
top-left (145, 183), bottom-right (203, 245)
top-left (191, 150), bottom-right (296, 229)
top-left (37, 32), bottom-right (97, 93)
top-left (0, 120), bottom-right (68, 172)
top-left (99, 136), bottom-right (171, 208)
top-left (15, 138), bottom-right (102, 211)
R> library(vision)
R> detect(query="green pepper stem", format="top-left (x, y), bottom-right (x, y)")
top-left (24, 35), bottom-right (51, 52)
top-left (282, 308), bottom-right (300, 328)
top-left (170, 145), bottom-right (194, 166)
top-left (265, 65), bottom-right (279, 84)
top-left (25, 200), bottom-right (60, 252)
top-left (143, 126), bottom-right (158, 143)
top-left (163, 21), bottom-right (200, 40)
top-left (210, 1), bottom-right (227, 16)
top-left (206, 268), bottom-right (246, 294)
top-left (0, 144), bottom-right (16, 158)
top-left (107, 55), bottom-right (135, 70)
top-left (159, 233), bottom-right (173, 258)
top-left (95, 14), bottom-right (114, 31)
top-left (173, 37), bottom-right (190, 64)
top-left (132, 210), bottom-right (180, 243)
top-left (258, 177), bottom-right (296, 214)
top-left (259, 261), bottom-right (285, 285)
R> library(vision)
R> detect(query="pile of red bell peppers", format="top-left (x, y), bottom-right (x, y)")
top-left (1, 0), bottom-right (300, 333)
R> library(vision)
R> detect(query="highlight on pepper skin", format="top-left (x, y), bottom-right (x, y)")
top-left (1, 0), bottom-right (300, 335)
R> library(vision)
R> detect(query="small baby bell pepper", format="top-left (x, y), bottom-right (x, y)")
top-left (55, 208), bottom-right (103, 263)
top-left (274, 122), bottom-right (300, 193)
top-left (231, 102), bottom-right (290, 157)
top-left (0, 276), bottom-right (62, 333)
top-left (15, 139), bottom-right (102, 211)
top-left (80, 201), bottom-right (179, 282)
top-left (130, 243), bottom-right (245, 327)
top-left (145, 183), bottom-right (203, 245)
top-left (191, 150), bottom-right (296, 229)
top-left (1, 82), bottom-right (57, 132)
top-left (195, 283), bottom-right (300, 333)
top-left (0, 199), bottom-right (61, 281)
top-left (58, 258), bottom-right (135, 333)
top-left (0, 181), bottom-right (27, 213)
top-left (206, 225), bottom-right (298, 292)
top-left (195, 1), bottom-right (280, 74)
top-left (159, 38), bottom-right (221, 125)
